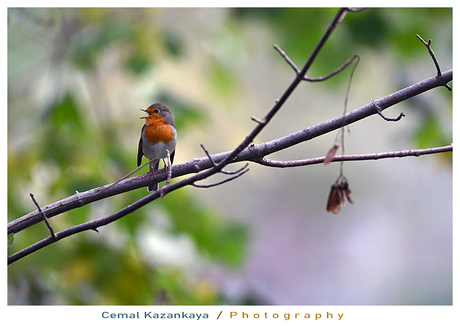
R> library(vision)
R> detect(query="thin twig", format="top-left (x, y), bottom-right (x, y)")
top-left (416, 34), bottom-right (452, 91)
top-left (274, 43), bottom-right (360, 83)
top-left (373, 100), bottom-right (405, 121)
top-left (200, 144), bottom-right (217, 166)
top-left (193, 167), bottom-right (250, 188)
top-left (257, 144), bottom-right (452, 168)
top-left (101, 159), bottom-right (154, 193)
top-left (30, 193), bottom-right (56, 240)
top-left (416, 34), bottom-right (442, 76)
top-left (223, 163), bottom-right (249, 175)
top-left (304, 54), bottom-right (360, 82)
top-left (251, 116), bottom-right (267, 124)
top-left (337, 55), bottom-right (360, 176)
top-left (273, 44), bottom-right (300, 74)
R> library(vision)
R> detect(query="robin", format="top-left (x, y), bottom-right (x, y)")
top-left (137, 103), bottom-right (177, 191)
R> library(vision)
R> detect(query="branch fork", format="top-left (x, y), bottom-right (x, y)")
top-left (192, 145), bottom-right (249, 188)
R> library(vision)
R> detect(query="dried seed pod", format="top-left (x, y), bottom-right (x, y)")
top-left (326, 182), bottom-right (341, 214)
top-left (340, 179), bottom-right (355, 204)
top-left (324, 142), bottom-right (340, 165)
top-left (326, 179), bottom-right (355, 214)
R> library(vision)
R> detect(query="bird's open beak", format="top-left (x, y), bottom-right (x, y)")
top-left (140, 108), bottom-right (148, 119)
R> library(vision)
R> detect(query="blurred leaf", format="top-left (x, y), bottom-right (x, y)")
top-left (69, 11), bottom-right (132, 69)
top-left (380, 8), bottom-right (452, 57)
top-left (45, 93), bottom-right (83, 131)
top-left (163, 29), bottom-right (184, 58)
top-left (124, 48), bottom-right (152, 75)
top-left (209, 62), bottom-right (239, 98)
top-left (155, 268), bottom-right (218, 304)
top-left (41, 93), bottom-right (83, 166)
top-left (162, 189), bottom-right (249, 267)
top-left (413, 114), bottom-right (451, 148)
top-left (346, 9), bottom-right (389, 48)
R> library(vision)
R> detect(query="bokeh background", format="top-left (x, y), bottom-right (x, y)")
top-left (8, 8), bottom-right (452, 305)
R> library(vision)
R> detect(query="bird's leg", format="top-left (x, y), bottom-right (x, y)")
top-left (148, 160), bottom-right (161, 187)
top-left (160, 150), bottom-right (173, 197)
top-left (161, 159), bottom-right (168, 171)
top-left (164, 150), bottom-right (172, 187)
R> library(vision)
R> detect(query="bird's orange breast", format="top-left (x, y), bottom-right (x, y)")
top-left (144, 123), bottom-right (176, 144)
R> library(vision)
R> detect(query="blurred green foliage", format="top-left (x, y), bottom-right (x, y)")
top-left (8, 8), bottom-right (451, 305)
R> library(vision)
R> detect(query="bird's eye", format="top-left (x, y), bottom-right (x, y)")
top-left (154, 109), bottom-right (160, 113)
